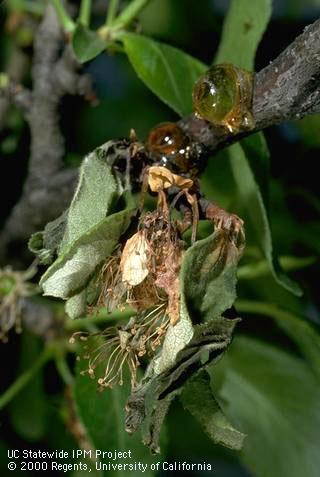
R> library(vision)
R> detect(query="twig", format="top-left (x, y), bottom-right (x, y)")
top-left (0, 80), bottom-right (32, 116)
top-left (0, 5), bottom-right (95, 261)
top-left (111, 0), bottom-right (151, 30)
top-left (0, 46), bottom-right (29, 130)
top-left (179, 18), bottom-right (320, 152)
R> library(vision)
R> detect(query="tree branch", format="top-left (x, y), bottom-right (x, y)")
top-left (1, 16), bottom-right (319, 260)
top-left (179, 18), bottom-right (320, 152)
top-left (0, 5), bottom-right (94, 261)
top-left (0, 80), bottom-right (32, 116)
top-left (0, 46), bottom-right (29, 130)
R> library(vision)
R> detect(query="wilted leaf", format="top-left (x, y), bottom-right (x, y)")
top-left (59, 144), bottom-right (122, 252)
top-left (181, 370), bottom-right (245, 450)
top-left (30, 143), bottom-right (125, 266)
top-left (126, 317), bottom-right (240, 453)
top-left (125, 228), bottom-right (243, 450)
top-left (121, 32), bottom-right (206, 116)
top-left (28, 211), bottom-right (68, 265)
top-left (181, 228), bottom-right (242, 320)
top-left (40, 209), bottom-right (134, 300)
top-left (154, 228), bottom-right (243, 374)
top-left (72, 23), bottom-right (106, 63)
top-left (215, 0), bottom-right (272, 69)
top-left (65, 291), bottom-right (87, 320)
top-left (211, 336), bottom-right (320, 477)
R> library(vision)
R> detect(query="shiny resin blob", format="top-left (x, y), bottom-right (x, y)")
top-left (146, 122), bottom-right (201, 176)
top-left (192, 63), bottom-right (255, 133)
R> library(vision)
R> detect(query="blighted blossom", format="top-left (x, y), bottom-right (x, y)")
top-left (0, 264), bottom-right (38, 341)
top-left (71, 304), bottom-right (168, 390)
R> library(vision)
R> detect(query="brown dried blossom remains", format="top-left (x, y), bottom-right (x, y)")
top-left (75, 206), bottom-right (185, 390)
top-left (117, 210), bottom-right (184, 324)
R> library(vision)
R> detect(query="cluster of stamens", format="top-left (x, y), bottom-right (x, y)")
top-left (70, 303), bottom-right (169, 390)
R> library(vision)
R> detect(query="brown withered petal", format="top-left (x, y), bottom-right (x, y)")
top-left (148, 166), bottom-right (193, 193)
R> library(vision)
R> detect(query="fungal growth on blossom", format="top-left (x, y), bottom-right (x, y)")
top-left (31, 63), bottom-right (249, 452)
top-left (0, 265), bottom-right (38, 342)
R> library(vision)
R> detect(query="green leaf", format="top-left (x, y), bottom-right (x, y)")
top-left (211, 336), bottom-right (320, 477)
top-left (30, 143), bottom-right (123, 265)
top-left (181, 228), bottom-right (243, 321)
top-left (228, 143), bottom-right (302, 295)
top-left (181, 370), bottom-right (245, 450)
top-left (215, 0), bottom-right (272, 69)
top-left (237, 255), bottom-right (316, 280)
top-left (38, 143), bottom-right (135, 317)
top-left (65, 290), bottom-right (87, 320)
top-left (213, 0), bottom-right (299, 294)
top-left (126, 317), bottom-right (240, 452)
top-left (59, 144), bottom-right (121, 252)
top-left (28, 211), bottom-right (68, 265)
top-left (73, 349), bottom-right (157, 476)
top-left (9, 333), bottom-right (48, 441)
top-left (241, 133), bottom-right (270, 204)
top-left (40, 209), bottom-right (134, 300)
top-left (72, 23), bottom-right (106, 63)
top-left (154, 228), bottom-right (243, 374)
top-left (121, 32), bottom-right (206, 116)
top-left (236, 300), bottom-right (320, 380)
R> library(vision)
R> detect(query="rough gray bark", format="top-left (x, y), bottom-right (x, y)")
top-left (0, 47), bottom-right (29, 130)
top-left (0, 5), bottom-right (94, 259)
top-left (179, 18), bottom-right (320, 151)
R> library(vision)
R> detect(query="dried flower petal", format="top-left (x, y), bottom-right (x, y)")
top-left (148, 166), bottom-right (193, 192)
top-left (120, 231), bottom-right (150, 287)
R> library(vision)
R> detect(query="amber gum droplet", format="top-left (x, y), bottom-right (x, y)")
top-left (147, 122), bottom-right (185, 156)
top-left (146, 122), bottom-right (193, 173)
top-left (192, 63), bottom-right (255, 133)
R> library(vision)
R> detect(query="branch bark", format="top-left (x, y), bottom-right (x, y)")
top-left (0, 46), bottom-right (29, 130)
top-left (0, 5), bottom-right (94, 261)
top-left (179, 18), bottom-right (320, 152)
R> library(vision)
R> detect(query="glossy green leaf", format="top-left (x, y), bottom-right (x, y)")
top-left (72, 23), bottom-right (106, 63)
top-left (181, 370), bottom-right (245, 450)
top-left (236, 300), bottom-right (320, 379)
top-left (228, 143), bottom-right (302, 295)
top-left (40, 209), bottom-right (134, 300)
top-left (241, 133), bottom-right (270, 204)
top-left (237, 255), bottom-right (316, 280)
top-left (215, 0), bottom-right (272, 69)
top-left (211, 336), bottom-right (320, 477)
top-left (121, 32), bottom-right (206, 116)
top-left (73, 349), bottom-right (157, 477)
top-left (213, 0), bottom-right (299, 294)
